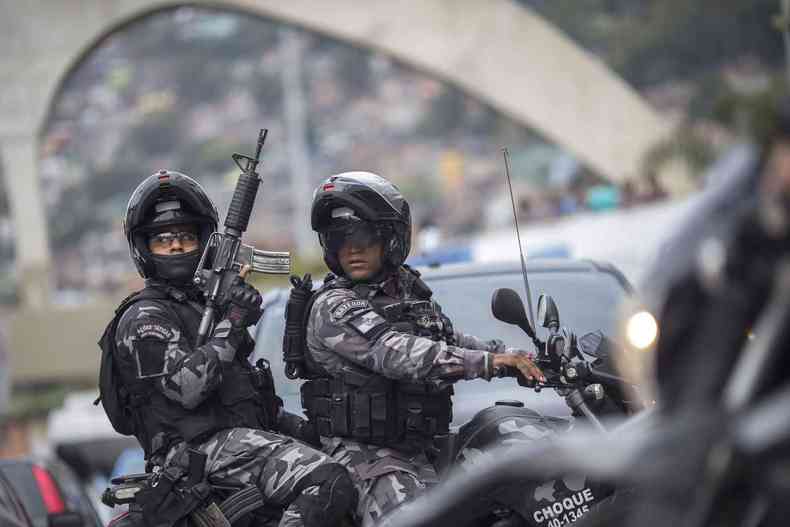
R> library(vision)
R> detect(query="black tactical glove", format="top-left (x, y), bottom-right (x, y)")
top-left (225, 277), bottom-right (263, 329)
top-left (277, 410), bottom-right (321, 447)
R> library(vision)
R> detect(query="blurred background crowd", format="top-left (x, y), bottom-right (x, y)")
top-left (4, 0), bottom-right (780, 302)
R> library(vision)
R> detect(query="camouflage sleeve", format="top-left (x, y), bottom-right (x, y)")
top-left (115, 300), bottom-right (245, 410)
top-left (453, 332), bottom-right (508, 353)
top-left (309, 289), bottom-right (494, 386)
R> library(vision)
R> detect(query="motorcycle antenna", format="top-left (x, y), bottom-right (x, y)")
top-left (502, 147), bottom-right (537, 333)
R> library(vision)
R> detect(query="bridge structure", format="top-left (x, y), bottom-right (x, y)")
top-left (0, 0), bottom-right (671, 384)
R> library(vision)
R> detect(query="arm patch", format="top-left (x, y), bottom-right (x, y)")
top-left (134, 321), bottom-right (173, 340)
top-left (346, 309), bottom-right (391, 340)
top-left (330, 299), bottom-right (372, 321)
top-left (133, 338), bottom-right (168, 379)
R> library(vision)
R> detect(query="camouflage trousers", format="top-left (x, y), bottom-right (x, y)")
top-left (165, 428), bottom-right (333, 527)
top-left (319, 437), bottom-right (438, 527)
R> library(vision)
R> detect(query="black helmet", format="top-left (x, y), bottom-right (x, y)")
top-left (124, 170), bottom-right (218, 282)
top-left (311, 171), bottom-right (411, 276)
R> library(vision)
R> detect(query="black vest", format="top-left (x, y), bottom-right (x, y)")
top-left (104, 284), bottom-right (280, 457)
top-left (301, 268), bottom-right (454, 449)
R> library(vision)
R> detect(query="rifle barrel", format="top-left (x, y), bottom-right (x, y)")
top-left (254, 128), bottom-right (268, 166)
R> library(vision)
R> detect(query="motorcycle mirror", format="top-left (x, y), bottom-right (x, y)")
top-left (537, 294), bottom-right (560, 330)
top-left (491, 288), bottom-right (536, 338)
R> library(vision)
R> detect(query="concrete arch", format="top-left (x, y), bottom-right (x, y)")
top-left (1, 0), bottom-right (670, 307)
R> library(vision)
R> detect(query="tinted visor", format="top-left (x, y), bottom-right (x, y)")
top-left (321, 221), bottom-right (383, 252)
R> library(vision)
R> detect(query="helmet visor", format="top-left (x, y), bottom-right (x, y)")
top-left (320, 221), bottom-right (384, 253)
top-left (137, 199), bottom-right (209, 233)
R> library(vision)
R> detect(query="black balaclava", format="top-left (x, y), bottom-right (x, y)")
top-left (150, 250), bottom-right (202, 285)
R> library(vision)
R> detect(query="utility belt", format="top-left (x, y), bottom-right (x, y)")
top-left (301, 370), bottom-right (453, 447)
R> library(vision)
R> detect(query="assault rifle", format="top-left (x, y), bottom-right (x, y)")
top-left (193, 129), bottom-right (291, 345)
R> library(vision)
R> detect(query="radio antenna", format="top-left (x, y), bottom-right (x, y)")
top-left (502, 148), bottom-right (537, 333)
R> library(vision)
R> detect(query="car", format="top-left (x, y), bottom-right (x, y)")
top-left (252, 258), bottom-right (635, 424)
top-left (0, 458), bottom-right (103, 527)
top-left (47, 391), bottom-right (140, 525)
top-left (48, 392), bottom-right (139, 482)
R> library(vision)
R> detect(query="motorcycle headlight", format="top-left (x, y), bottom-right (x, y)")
top-left (625, 310), bottom-right (658, 351)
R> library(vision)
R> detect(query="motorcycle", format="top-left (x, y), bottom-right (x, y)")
top-left (383, 139), bottom-right (790, 527)
top-left (430, 287), bottom-right (642, 527)
top-left (102, 283), bottom-right (640, 527)
top-left (103, 286), bottom-right (639, 527)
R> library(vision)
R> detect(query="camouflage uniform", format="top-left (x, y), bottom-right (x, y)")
top-left (305, 268), bottom-right (510, 526)
top-left (163, 428), bottom-right (330, 527)
top-left (113, 286), bottom-right (348, 527)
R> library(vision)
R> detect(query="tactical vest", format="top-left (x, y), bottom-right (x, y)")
top-left (299, 268), bottom-right (454, 448)
top-left (99, 283), bottom-right (280, 458)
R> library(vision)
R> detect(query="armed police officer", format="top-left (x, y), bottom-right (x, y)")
top-left (100, 171), bottom-right (355, 527)
top-left (295, 171), bottom-right (544, 525)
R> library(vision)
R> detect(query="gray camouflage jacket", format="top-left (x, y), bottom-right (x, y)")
top-left (306, 268), bottom-right (510, 390)
top-left (114, 296), bottom-right (246, 410)
top-left (114, 289), bottom-right (311, 449)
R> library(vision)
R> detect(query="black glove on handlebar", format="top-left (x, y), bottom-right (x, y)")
top-left (225, 278), bottom-right (263, 329)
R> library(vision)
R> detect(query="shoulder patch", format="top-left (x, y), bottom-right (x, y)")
top-left (331, 299), bottom-right (371, 320)
top-left (134, 321), bottom-right (173, 340)
top-left (134, 338), bottom-right (168, 379)
top-left (346, 310), bottom-right (391, 340)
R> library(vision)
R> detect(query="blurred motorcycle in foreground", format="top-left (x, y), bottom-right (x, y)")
top-left (383, 135), bottom-right (790, 527)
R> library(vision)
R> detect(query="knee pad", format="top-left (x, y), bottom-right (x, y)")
top-left (293, 463), bottom-right (357, 527)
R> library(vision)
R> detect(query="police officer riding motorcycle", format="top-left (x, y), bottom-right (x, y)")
top-left (99, 171), bottom-right (355, 527)
top-left (282, 171), bottom-right (549, 526)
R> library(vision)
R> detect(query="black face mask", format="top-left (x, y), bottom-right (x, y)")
top-left (150, 251), bottom-right (201, 285)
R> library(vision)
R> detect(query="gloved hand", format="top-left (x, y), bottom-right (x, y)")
top-left (224, 276), bottom-right (263, 329)
top-left (278, 410), bottom-right (321, 447)
top-left (493, 350), bottom-right (546, 385)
